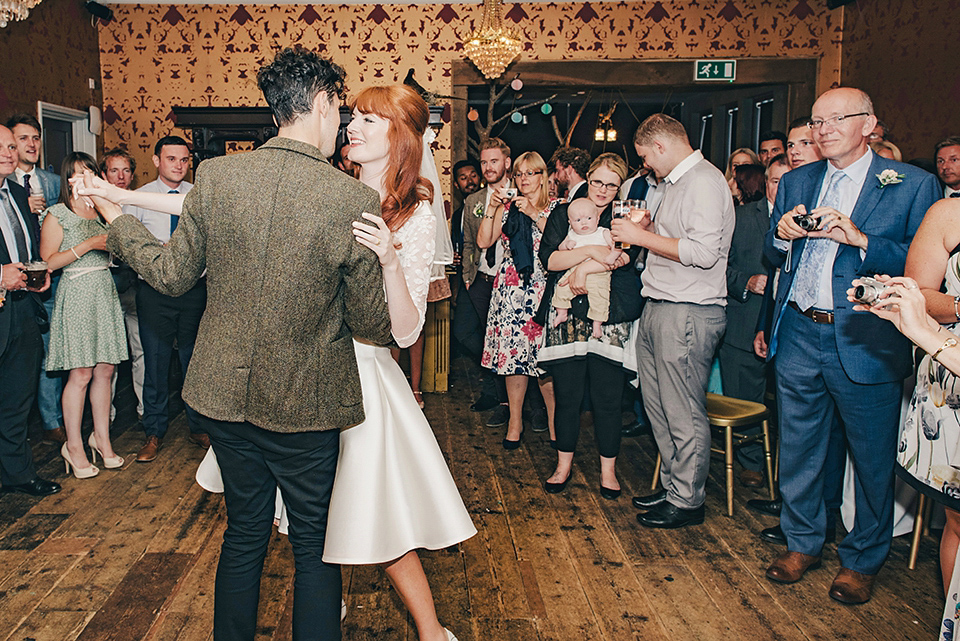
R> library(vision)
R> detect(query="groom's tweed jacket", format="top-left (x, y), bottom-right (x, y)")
top-left (107, 136), bottom-right (392, 433)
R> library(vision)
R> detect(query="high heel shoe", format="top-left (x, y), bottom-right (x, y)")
top-left (502, 430), bottom-right (524, 450)
top-left (544, 472), bottom-right (571, 494)
top-left (413, 390), bottom-right (425, 409)
top-left (61, 443), bottom-right (99, 479)
top-left (88, 433), bottom-right (124, 469)
top-left (599, 486), bottom-right (622, 500)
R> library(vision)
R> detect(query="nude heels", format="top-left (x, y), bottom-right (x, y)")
top-left (88, 433), bottom-right (124, 469)
top-left (61, 443), bottom-right (99, 479)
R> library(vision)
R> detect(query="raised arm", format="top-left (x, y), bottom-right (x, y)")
top-left (76, 172), bottom-right (185, 217)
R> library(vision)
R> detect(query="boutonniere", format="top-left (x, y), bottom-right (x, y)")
top-left (473, 202), bottom-right (485, 218)
top-left (876, 169), bottom-right (904, 188)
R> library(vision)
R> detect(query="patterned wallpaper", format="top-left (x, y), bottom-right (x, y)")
top-left (842, 0), bottom-right (960, 162)
top-left (0, 0), bottom-right (102, 123)
top-left (97, 1), bottom-right (842, 187)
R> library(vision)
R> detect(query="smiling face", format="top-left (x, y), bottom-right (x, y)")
top-left (0, 126), bottom-right (17, 178)
top-left (786, 126), bottom-right (822, 169)
top-left (346, 109), bottom-right (390, 166)
top-left (758, 139), bottom-right (785, 165)
top-left (11, 123), bottom-right (41, 169)
top-left (810, 88), bottom-right (876, 169)
top-left (480, 147), bottom-right (510, 187)
top-left (454, 165), bottom-right (480, 195)
top-left (567, 199), bottom-right (599, 236)
top-left (153, 144), bottom-right (190, 188)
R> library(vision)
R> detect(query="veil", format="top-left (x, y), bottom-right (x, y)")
top-left (421, 128), bottom-right (454, 282)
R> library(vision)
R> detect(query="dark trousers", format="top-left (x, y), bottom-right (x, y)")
top-left (775, 307), bottom-right (900, 574)
top-left (203, 415), bottom-right (342, 641)
top-left (0, 295), bottom-right (42, 486)
top-left (462, 276), bottom-right (506, 402)
top-left (550, 355), bottom-right (624, 458)
top-left (138, 280), bottom-right (206, 437)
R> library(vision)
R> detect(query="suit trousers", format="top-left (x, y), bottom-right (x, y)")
top-left (775, 306), bottom-right (900, 574)
top-left (36, 275), bottom-right (65, 431)
top-left (637, 300), bottom-right (726, 509)
top-left (0, 295), bottom-right (42, 486)
top-left (464, 276), bottom-right (506, 402)
top-left (717, 342), bottom-right (767, 471)
top-left (203, 416), bottom-right (342, 641)
top-left (137, 279), bottom-right (206, 437)
top-left (550, 355), bottom-right (624, 458)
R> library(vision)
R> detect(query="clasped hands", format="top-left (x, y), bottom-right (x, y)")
top-left (777, 204), bottom-right (868, 250)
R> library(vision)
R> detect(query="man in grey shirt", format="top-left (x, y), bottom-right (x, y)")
top-left (612, 113), bottom-right (734, 529)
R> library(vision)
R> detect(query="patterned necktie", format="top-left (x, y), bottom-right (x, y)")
top-left (791, 170), bottom-right (848, 311)
top-left (1, 188), bottom-right (30, 262)
top-left (22, 174), bottom-right (31, 195)
top-left (168, 189), bottom-right (179, 234)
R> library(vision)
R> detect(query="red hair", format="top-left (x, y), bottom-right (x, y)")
top-left (350, 85), bottom-right (434, 232)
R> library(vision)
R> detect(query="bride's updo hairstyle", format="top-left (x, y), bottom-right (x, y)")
top-left (351, 84), bottom-right (434, 232)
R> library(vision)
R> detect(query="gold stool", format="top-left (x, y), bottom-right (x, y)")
top-left (650, 393), bottom-right (776, 516)
top-left (908, 494), bottom-right (933, 570)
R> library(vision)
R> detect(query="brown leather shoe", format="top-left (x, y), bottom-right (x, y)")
top-left (188, 433), bottom-right (211, 449)
top-left (43, 427), bottom-right (67, 444)
top-left (765, 551), bottom-right (821, 584)
top-left (136, 436), bottom-right (162, 463)
top-left (740, 469), bottom-right (764, 488)
top-left (828, 567), bottom-right (875, 604)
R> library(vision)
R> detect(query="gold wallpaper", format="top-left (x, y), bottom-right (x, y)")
top-left (98, 1), bottom-right (841, 187)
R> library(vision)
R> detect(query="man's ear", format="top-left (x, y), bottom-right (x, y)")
top-left (152, 155), bottom-right (160, 170)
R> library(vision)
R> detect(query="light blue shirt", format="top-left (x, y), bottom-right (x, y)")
top-left (123, 178), bottom-right (193, 244)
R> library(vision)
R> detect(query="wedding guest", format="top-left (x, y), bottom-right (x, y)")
top-left (758, 131), bottom-right (786, 165)
top-left (935, 136), bottom-right (960, 199)
top-left (725, 148), bottom-right (761, 204)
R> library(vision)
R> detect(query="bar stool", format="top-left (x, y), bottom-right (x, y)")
top-left (650, 393), bottom-right (776, 516)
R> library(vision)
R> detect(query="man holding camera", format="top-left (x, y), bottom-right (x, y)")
top-left (762, 87), bottom-right (939, 604)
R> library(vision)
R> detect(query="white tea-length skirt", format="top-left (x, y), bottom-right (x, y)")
top-left (196, 339), bottom-right (476, 564)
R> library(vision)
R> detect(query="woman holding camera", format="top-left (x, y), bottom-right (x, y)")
top-left (477, 151), bottom-right (557, 449)
top-left (40, 153), bottom-right (127, 479)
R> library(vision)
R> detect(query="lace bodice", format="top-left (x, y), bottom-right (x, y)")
top-left (391, 201), bottom-right (436, 347)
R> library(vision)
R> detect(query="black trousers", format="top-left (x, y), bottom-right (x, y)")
top-left (137, 279), bottom-right (206, 437)
top-left (203, 416), bottom-right (342, 641)
top-left (460, 276), bottom-right (506, 402)
top-left (550, 355), bottom-right (624, 458)
top-left (0, 295), bottom-right (42, 486)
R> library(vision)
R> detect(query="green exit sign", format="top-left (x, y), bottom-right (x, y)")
top-left (695, 60), bottom-right (736, 82)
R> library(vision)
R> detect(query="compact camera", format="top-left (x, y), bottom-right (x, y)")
top-left (503, 188), bottom-right (518, 200)
top-left (853, 276), bottom-right (889, 305)
top-left (793, 213), bottom-right (820, 231)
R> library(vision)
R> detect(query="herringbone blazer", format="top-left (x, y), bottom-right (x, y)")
top-left (107, 137), bottom-right (392, 433)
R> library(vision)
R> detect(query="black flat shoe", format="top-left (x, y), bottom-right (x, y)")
top-left (632, 489), bottom-right (667, 510)
top-left (2, 477), bottom-right (61, 497)
top-left (502, 431), bottom-right (524, 450)
top-left (747, 498), bottom-right (782, 517)
top-left (637, 502), bottom-right (705, 529)
top-left (544, 473), bottom-right (571, 493)
top-left (600, 486), bottom-right (621, 500)
top-left (470, 394), bottom-right (499, 412)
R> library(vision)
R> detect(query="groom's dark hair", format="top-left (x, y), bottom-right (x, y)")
top-left (258, 47), bottom-right (346, 128)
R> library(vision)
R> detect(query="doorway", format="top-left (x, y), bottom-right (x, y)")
top-left (37, 102), bottom-right (97, 174)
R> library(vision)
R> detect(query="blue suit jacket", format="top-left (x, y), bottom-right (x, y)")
top-left (763, 153), bottom-right (940, 384)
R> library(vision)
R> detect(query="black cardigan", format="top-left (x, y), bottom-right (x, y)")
top-left (535, 201), bottom-right (642, 327)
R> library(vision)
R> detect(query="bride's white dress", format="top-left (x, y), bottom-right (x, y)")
top-left (196, 202), bottom-right (476, 564)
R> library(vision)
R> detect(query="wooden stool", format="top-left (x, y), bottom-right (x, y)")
top-left (908, 494), bottom-right (933, 570)
top-left (650, 393), bottom-right (776, 516)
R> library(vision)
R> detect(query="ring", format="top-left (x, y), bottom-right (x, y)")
top-left (374, 238), bottom-right (381, 245)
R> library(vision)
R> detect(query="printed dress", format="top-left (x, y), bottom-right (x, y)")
top-left (43, 204), bottom-right (127, 371)
top-left (480, 203), bottom-right (553, 377)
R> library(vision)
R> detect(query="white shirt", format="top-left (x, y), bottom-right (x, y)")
top-left (477, 185), bottom-right (503, 276)
top-left (945, 186), bottom-right (960, 199)
top-left (124, 178), bottom-right (193, 244)
top-left (808, 149), bottom-right (873, 310)
top-left (566, 179), bottom-right (587, 203)
top-left (0, 179), bottom-right (33, 262)
top-left (13, 167), bottom-right (39, 194)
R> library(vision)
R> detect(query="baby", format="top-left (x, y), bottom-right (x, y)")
top-left (552, 198), bottom-right (621, 338)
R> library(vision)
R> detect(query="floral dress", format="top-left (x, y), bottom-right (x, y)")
top-left (896, 251), bottom-right (960, 640)
top-left (481, 202), bottom-right (554, 376)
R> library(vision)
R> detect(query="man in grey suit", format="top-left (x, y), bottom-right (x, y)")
top-left (6, 113), bottom-right (65, 444)
top-left (95, 48), bottom-right (391, 640)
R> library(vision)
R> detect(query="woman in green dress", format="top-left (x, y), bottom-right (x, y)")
top-left (40, 153), bottom-right (127, 479)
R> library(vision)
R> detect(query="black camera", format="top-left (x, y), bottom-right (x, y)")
top-left (793, 213), bottom-right (819, 231)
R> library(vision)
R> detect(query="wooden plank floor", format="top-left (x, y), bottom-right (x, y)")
top-left (0, 356), bottom-right (945, 641)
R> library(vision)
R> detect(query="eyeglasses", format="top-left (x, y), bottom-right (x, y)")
top-left (589, 179), bottom-right (620, 192)
top-left (806, 113), bottom-right (869, 130)
top-left (514, 170), bottom-right (543, 178)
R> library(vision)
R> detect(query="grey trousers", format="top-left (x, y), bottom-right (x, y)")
top-left (637, 300), bottom-right (726, 509)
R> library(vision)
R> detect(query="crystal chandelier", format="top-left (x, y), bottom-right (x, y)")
top-left (0, 0), bottom-right (42, 27)
top-left (463, 0), bottom-right (523, 81)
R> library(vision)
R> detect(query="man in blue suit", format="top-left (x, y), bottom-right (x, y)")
top-left (762, 88), bottom-right (940, 604)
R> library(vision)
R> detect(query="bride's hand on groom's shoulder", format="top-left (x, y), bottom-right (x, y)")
top-left (353, 212), bottom-right (398, 268)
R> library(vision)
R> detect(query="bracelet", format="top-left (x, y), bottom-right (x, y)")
top-left (70, 247), bottom-right (81, 261)
top-left (953, 296), bottom-right (959, 322)
top-left (932, 335), bottom-right (958, 362)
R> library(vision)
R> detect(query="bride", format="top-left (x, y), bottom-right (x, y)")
top-left (78, 84), bottom-right (475, 641)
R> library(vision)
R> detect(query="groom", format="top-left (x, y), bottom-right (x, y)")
top-left (101, 48), bottom-right (392, 640)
